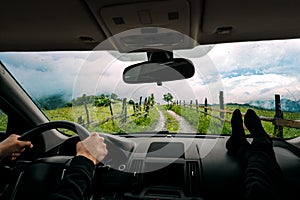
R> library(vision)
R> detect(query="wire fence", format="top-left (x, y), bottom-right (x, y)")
top-left (174, 92), bottom-right (300, 138)
top-left (77, 95), bottom-right (152, 129)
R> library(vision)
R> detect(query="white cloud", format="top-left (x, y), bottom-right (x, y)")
top-left (208, 38), bottom-right (300, 74)
top-left (204, 38), bottom-right (300, 103)
top-left (1, 52), bottom-right (88, 99)
top-left (223, 74), bottom-right (300, 103)
top-left (2, 38), bottom-right (300, 106)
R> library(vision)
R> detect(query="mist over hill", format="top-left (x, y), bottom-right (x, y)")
top-left (247, 99), bottom-right (300, 112)
top-left (35, 93), bottom-right (71, 110)
top-left (35, 93), bottom-right (121, 110)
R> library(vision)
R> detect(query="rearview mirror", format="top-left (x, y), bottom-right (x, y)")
top-left (123, 58), bottom-right (195, 85)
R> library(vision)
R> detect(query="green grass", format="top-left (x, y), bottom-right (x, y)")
top-left (170, 105), bottom-right (230, 135)
top-left (224, 105), bottom-right (300, 139)
top-left (0, 110), bottom-right (8, 131)
top-left (163, 111), bottom-right (179, 132)
top-left (169, 104), bottom-right (300, 139)
top-left (101, 106), bottom-right (160, 133)
top-left (1, 103), bottom-right (299, 139)
top-left (44, 103), bottom-right (160, 134)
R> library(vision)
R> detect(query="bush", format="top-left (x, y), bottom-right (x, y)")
top-left (93, 95), bottom-right (111, 107)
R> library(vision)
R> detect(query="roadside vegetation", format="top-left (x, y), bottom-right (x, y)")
top-left (44, 102), bottom-right (160, 135)
top-left (169, 104), bottom-right (300, 139)
top-left (0, 110), bottom-right (7, 131)
top-left (1, 92), bottom-right (299, 139)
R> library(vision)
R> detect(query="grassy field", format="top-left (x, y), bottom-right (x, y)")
top-left (1, 103), bottom-right (300, 139)
top-left (44, 102), bottom-right (160, 134)
top-left (103, 106), bottom-right (160, 134)
top-left (225, 105), bottom-right (300, 139)
top-left (170, 104), bottom-right (300, 139)
top-left (0, 110), bottom-right (7, 131)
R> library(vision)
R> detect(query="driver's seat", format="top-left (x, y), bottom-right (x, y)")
top-left (2, 156), bottom-right (72, 200)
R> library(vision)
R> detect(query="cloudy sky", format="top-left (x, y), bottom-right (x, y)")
top-left (1, 38), bottom-right (300, 105)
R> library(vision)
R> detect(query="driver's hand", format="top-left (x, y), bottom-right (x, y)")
top-left (0, 134), bottom-right (33, 161)
top-left (76, 133), bottom-right (108, 165)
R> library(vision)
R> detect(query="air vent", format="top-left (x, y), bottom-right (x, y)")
top-left (130, 159), bottom-right (143, 173)
top-left (130, 159), bottom-right (144, 194)
top-left (186, 161), bottom-right (200, 195)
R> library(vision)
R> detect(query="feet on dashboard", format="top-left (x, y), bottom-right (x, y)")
top-left (244, 109), bottom-right (276, 160)
top-left (226, 109), bottom-right (249, 152)
top-left (244, 109), bottom-right (270, 140)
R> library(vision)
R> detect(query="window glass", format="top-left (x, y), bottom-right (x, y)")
top-left (1, 39), bottom-right (300, 139)
top-left (0, 110), bottom-right (8, 132)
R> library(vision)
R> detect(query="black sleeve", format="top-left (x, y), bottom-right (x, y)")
top-left (48, 156), bottom-right (95, 200)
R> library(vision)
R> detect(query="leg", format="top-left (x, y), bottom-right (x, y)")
top-left (244, 109), bottom-right (283, 200)
top-left (226, 109), bottom-right (250, 166)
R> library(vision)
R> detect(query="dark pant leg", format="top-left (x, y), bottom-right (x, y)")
top-left (244, 138), bottom-right (283, 200)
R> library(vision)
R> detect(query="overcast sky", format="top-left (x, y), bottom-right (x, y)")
top-left (1, 38), bottom-right (300, 105)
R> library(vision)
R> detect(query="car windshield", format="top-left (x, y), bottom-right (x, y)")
top-left (1, 38), bottom-right (300, 139)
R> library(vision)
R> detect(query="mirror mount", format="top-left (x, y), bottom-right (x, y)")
top-left (147, 51), bottom-right (173, 62)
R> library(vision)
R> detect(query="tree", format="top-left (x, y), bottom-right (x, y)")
top-left (110, 93), bottom-right (118, 100)
top-left (128, 99), bottom-right (135, 105)
top-left (163, 93), bottom-right (173, 107)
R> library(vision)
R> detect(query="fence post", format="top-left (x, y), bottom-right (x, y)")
top-left (109, 100), bottom-right (115, 126)
top-left (195, 99), bottom-right (199, 112)
top-left (122, 98), bottom-right (127, 123)
top-left (144, 97), bottom-right (147, 111)
top-left (274, 94), bottom-right (283, 138)
top-left (134, 103), bottom-right (139, 116)
top-left (145, 97), bottom-right (150, 118)
top-left (204, 98), bottom-right (208, 115)
top-left (82, 94), bottom-right (90, 127)
top-left (190, 100), bottom-right (193, 108)
top-left (150, 93), bottom-right (155, 107)
top-left (139, 96), bottom-right (142, 112)
top-left (77, 115), bottom-right (84, 125)
top-left (219, 91), bottom-right (224, 119)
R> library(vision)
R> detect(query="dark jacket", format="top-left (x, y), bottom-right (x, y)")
top-left (48, 156), bottom-right (95, 200)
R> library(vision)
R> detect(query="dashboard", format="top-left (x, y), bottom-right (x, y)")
top-left (73, 134), bottom-right (300, 200)
top-left (4, 133), bottom-right (300, 200)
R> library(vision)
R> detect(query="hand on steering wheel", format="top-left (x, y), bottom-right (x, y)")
top-left (76, 133), bottom-right (108, 165)
top-left (17, 120), bottom-right (134, 170)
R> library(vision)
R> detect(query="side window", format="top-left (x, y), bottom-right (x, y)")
top-left (0, 109), bottom-right (8, 132)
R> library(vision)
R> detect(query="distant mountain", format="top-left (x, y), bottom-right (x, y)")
top-left (247, 99), bottom-right (300, 112)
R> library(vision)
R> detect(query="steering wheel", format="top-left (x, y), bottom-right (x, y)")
top-left (18, 120), bottom-right (90, 141)
top-left (18, 120), bottom-right (135, 171)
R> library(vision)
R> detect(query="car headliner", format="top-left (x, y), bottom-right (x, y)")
top-left (1, 0), bottom-right (300, 52)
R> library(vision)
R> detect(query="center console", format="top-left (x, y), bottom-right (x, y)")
top-left (94, 141), bottom-right (203, 199)
top-left (123, 142), bottom-right (202, 200)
